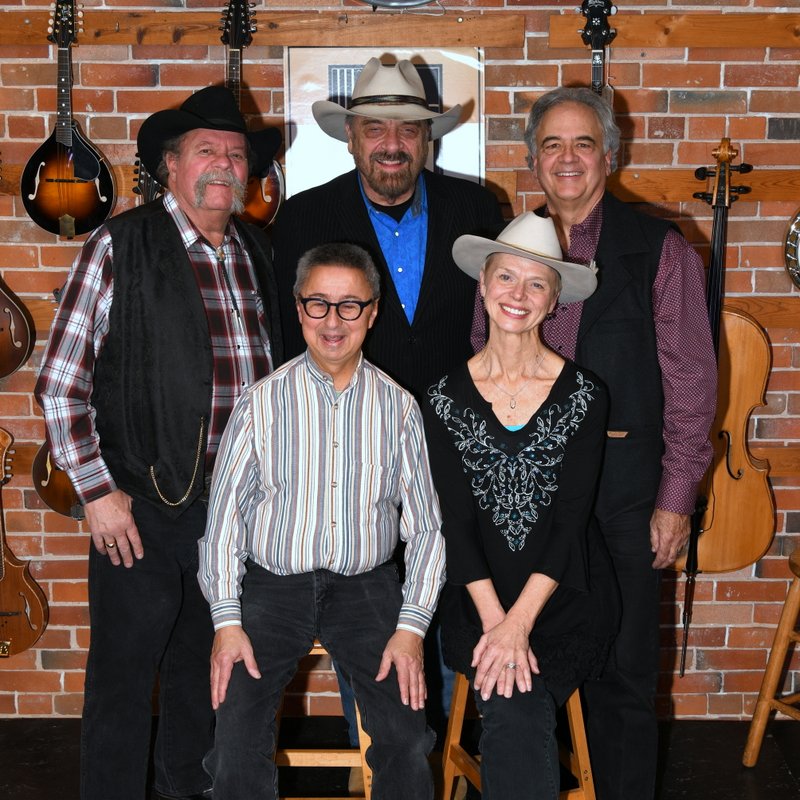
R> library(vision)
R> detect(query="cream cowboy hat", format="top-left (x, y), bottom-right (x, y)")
top-left (312, 58), bottom-right (463, 143)
top-left (452, 213), bottom-right (598, 304)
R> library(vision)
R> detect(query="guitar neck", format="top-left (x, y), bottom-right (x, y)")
top-left (227, 48), bottom-right (242, 109)
top-left (591, 49), bottom-right (604, 95)
top-left (56, 46), bottom-right (74, 147)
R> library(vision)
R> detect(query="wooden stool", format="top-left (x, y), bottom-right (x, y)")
top-left (743, 548), bottom-right (800, 767)
top-left (441, 672), bottom-right (595, 800)
top-left (274, 642), bottom-right (373, 799)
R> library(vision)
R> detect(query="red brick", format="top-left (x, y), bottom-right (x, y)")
top-left (53, 693), bottom-right (84, 716)
top-left (644, 63), bottom-right (721, 88)
top-left (727, 65), bottom-right (800, 88)
top-left (16, 694), bottom-right (54, 715)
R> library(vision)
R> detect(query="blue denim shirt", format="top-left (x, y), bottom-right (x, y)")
top-left (360, 174), bottom-right (428, 324)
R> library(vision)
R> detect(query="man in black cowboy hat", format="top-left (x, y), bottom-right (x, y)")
top-left (35, 85), bottom-right (283, 800)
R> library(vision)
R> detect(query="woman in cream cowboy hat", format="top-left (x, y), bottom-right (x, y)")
top-left (423, 213), bottom-right (619, 799)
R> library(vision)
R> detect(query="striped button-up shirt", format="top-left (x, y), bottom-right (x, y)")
top-left (198, 352), bottom-right (446, 637)
top-left (35, 193), bottom-right (272, 504)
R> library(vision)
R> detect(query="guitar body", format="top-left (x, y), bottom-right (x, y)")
top-left (0, 275), bottom-right (34, 379)
top-left (0, 428), bottom-right (49, 658)
top-left (21, 122), bottom-right (116, 239)
top-left (32, 442), bottom-right (84, 520)
top-left (239, 162), bottom-right (284, 228)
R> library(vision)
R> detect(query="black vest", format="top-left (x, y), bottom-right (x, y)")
top-left (574, 192), bottom-right (674, 512)
top-left (576, 192), bottom-right (672, 435)
top-left (92, 200), bottom-right (281, 517)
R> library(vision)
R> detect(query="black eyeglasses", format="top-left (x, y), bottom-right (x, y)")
top-left (298, 296), bottom-right (376, 321)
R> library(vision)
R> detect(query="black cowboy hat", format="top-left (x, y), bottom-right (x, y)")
top-left (137, 85), bottom-right (282, 182)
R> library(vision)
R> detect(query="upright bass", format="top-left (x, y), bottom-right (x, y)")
top-left (675, 139), bottom-right (775, 674)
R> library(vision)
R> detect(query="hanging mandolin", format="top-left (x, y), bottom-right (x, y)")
top-left (220, 0), bottom-right (284, 228)
top-left (20, 0), bottom-right (116, 239)
top-left (0, 427), bottom-right (49, 658)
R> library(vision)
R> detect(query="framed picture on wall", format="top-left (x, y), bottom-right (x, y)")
top-left (284, 47), bottom-right (484, 198)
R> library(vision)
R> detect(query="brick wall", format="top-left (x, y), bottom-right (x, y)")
top-left (0, 1), bottom-right (798, 721)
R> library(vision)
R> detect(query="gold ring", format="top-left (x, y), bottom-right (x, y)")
top-left (505, 662), bottom-right (517, 670)
top-left (106, 542), bottom-right (116, 548)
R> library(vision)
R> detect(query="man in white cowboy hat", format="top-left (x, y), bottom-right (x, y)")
top-left (35, 85), bottom-right (283, 800)
top-left (271, 56), bottom-right (503, 399)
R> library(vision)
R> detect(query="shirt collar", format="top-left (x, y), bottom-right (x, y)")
top-left (163, 191), bottom-right (245, 252)
top-left (302, 350), bottom-right (365, 393)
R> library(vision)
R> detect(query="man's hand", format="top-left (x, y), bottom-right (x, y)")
top-left (210, 625), bottom-right (261, 709)
top-left (375, 629), bottom-right (426, 711)
top-left (84, 490), bottom-right (143, 568)
top-left (650, 508), bottom-right (690, 569)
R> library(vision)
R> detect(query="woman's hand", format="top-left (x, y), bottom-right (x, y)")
top-left (471, 615), bottom-right (539, 701)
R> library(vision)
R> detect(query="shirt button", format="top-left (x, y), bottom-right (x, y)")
top-left (331, 481), bottom-right (337, 488)
top-left (397, 267), bottom-right (403, 273)
top-left (394, 231), bottom-right (400, 237)
top-left (333, 442), bottom-right (339, 448)
top-left (331, 521), bottom-right (337, 528)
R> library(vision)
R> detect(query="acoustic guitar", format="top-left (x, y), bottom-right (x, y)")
top-left (20, 0), bottom-right (116, 239)
top-left (0, 427), bottom-right (49, 658)
top-left (220, 0), bottom-right (284, 228)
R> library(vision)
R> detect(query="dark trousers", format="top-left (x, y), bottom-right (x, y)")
top-left (80, 499), bottom-right (214, 800)
top-left (473, 673), bottom-right (559, 800)
top-left (582, 466), bottom-right (662, 800)
top-left (205, 561), bottom-right (436, 800)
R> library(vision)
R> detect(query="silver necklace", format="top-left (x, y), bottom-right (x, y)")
top-left (484, 350), bottom-right (545, 410)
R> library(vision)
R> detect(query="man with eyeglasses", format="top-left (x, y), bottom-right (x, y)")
top-left (198, 242), bottom-right (446, 800)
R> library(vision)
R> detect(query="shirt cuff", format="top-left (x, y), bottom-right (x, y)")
top-left (655, 473), bottom-right (703, 516)
top-left (68, 455), bottom-right (117, 505)
top-left (396, 604), bottom-right (433, 638)
top-left (210, 599), bottom-right (243, 630)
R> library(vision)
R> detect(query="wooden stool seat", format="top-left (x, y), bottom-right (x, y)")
top-left (441, 672), bottom-right (595, 799)
top-left (274, 642), bottom-right (373, 799)
top-left (743, 549), bottom-right (800, 767)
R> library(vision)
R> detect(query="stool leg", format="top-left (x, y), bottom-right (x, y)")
top-left (564, 690), bottom-right (595, 800)
top-left (441, 673), bottom-right (471, 800)
top-left (743, 576), bottom-right (800, 767)
top-left (355, 704), bottom-right (373, 800)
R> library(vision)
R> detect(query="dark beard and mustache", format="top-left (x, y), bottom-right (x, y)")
top-left (359, 149), bottom-right (423, 204)
top-left (194, 170), bottom-right (247, 214)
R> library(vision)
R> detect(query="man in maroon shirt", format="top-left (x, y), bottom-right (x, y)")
top-left (507, 87), bottom-right (715, 799)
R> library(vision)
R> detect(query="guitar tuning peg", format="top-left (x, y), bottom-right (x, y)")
top-left (694, 166), bottom-right (710, 180)
top-left (609, 4), bottom-right (617, 14)
top-left (693, 191), bottom-right (713, 202)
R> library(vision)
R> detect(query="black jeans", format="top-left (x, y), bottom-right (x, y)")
top-left (583, 445), bottom-right (662, 800)
top-left (205, 561), bottom-right (436, 800)
top-left (473, 672), bottom-right (559, 800)
top-left (80, 498), bottom-right (214, 800)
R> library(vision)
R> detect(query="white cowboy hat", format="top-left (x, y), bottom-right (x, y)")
top-left (312, 58), bottom-right (463, 143)
top-left (452, 213), bottom-right (598, 304)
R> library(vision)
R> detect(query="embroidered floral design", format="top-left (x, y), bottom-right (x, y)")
top-left (429, 372), bottom-right (595, 551)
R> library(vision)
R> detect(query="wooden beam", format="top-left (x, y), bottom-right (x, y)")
top-left (609, 169), bottom-right (800, 205)
top-left (0, 10), bottom-right (524, 48)
top-left (726, 298), bottom-right (800, 331)
top-left (550, 12), bottom-right (800, 49)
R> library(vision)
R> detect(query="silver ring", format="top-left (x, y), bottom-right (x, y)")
top-left (505, 662), bottom-right (517, 670)
top-left (105, 541), bottom-right (116, 548)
